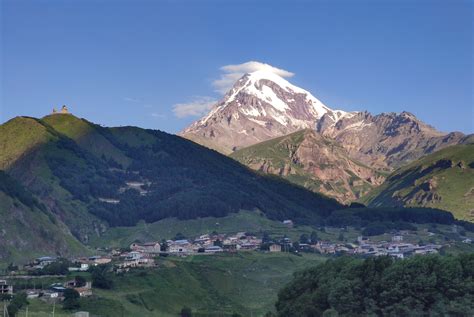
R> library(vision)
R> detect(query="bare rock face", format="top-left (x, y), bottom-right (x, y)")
top-left (231, 129), bottom-right (385, 203)
top-left (317, 111), bottom-right (465, 170)
top-left (180, 70), bottom-right (349, 154)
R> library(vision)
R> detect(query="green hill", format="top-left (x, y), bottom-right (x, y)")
top-left (231, 129), bottom-right (386, 203)
top-left (362, 144), bottom-right (474, 221)
top-left (0, 171), bottom-right (89, 264)
top-left (18, 252), bottom-right (326, 317)
top-left (0, 114), bottom-right (342, 262)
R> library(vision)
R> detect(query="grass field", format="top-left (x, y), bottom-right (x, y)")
top-left (17, 252), bottom-right (326, 317)
top-left (89, 210), bottom-right (320, 248)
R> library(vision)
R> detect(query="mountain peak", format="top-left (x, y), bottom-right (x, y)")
top-left (181, 69), bottom-right (348, 153)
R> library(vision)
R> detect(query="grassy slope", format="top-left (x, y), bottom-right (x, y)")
top-left (42, 114), bottom-right (131, 167)
top-left (0, 117), bottom-right (110, 257)
top-left (362, 144), bottom-right (474, 221)
top-left (0, 174), bottom-right (90, 264)
top-left (0, 117), bottom-right (56, 169)
top-left (89, 210), bottom-right (325, 248)
top-left (23, 252), bottom-right (326, 317)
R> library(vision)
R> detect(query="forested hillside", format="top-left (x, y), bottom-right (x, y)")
top-left (276, 254), bottom-right (474, 316)
top-left (0, 171), bottom-right (88, 263)
top-left (0, 114), bottom-right (342, 244)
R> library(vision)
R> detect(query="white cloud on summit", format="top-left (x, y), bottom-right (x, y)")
top-left (212, 61), bottom-right (295, 94)
top-left (172, 96), bottom-right (217, 118)
top-left (173, 61), bottom-right (293, 118)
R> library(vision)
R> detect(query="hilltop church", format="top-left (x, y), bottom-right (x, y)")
top-left (52, 105), bottom-right (70, 114)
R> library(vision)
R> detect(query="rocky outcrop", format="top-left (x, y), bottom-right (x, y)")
top-left (231, 129), bottom-right (385, 203)
top-left (317, 111), bottom-right (466, 170)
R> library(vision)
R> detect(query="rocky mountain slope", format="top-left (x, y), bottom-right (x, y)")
top-left (182, 69), bottom-right (466, 171)
top-left (362, 142), bottom-right (474, 221)
top-left (180, 70), bottom-right (350, 154)
top-left (231, 129), bottom-right (386, 203)
top-left (0, 113), bottom-right (342, 257)
top-left (317, 111), bottom-right (467, 170)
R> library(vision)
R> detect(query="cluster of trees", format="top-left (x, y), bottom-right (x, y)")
top-left (0, 171), bottom-right (46, 212)
top-left (276, 254), bottom-right (474, 316)
top-left (325, 207), bottom-right (474, 234)
top-left (47, 126), bottom-right (342, 227)
top-left (90, 265), bottom-right (113, 289)
top-left (4, 292), bottom-right (28, 317)
top-left (32, 258), bottom-right (72, 275)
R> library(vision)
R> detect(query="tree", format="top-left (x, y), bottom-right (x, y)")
top-left (310, 231), bottom-right (318, 243)
top-left (299, 234), bottom-right (309, 244)
top-left (338, 232), bottom-right (344, 241)
top-left (275, 254), bottom-right (474, 317)
top-left (75, 275), bottom-right (86, 287)
top-left (180, 306), bottom-right (192, 317)
top-left (63, 289), bottom-right (80, 310)
top-left (174, 232), bottom-right (186, 240)
top-left (7, 292), bottom-right (28, 317)
top-left (39, 258), bottom-right (71, 275)
top-left (7, 262), bottom-right (18, 272)
top-left (160, 239), bottom-right (169, 252)
top-left (262, 231), bottom-right (271, 243)
top-left (91, 265), bottom-right (113, 289)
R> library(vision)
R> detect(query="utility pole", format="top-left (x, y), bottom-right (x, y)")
top-left (52, 299), bottom-right (55, 317)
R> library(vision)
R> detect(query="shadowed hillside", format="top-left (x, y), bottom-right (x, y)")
top-left (0, 114), bottom-right (342, 250)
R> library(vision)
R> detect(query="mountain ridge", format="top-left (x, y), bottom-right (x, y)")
top-left (181, 69), bottom-right (466, 170)
top-left (362, 143), bottom-right (474, 221)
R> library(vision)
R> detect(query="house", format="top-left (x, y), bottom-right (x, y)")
top-left (68, 263), bottom-right (89, 272)
top-left (130, 242), bottom-right (161, 253)
top-left (50, 283), bottom-right (67, 294)
top-left (283, 220), bottom-right (294, 228)
top-left (75, 286), bottom-right (93, 297)
top-left (168, 240), bottom-right (192, 254)
top-left (35, 256), bottom-right (57, 268)
top-left (462, 238), bottom-right (472, 244)
top-left (26, 290), bottom-right (40, 299)
top-left (89, 256), bottom-right (112, 265)
top-left (240, 242), bottom-right (258, 250)
top-left (269, 244), bottom-right (282, 252)
top-left (125, 251), bottom-right (143, 261)
top-left (205, 246), bottom-right (223, 253)
top-left (0, 280), bottom-right (13, 295)
top-left (392, 235), bottom-right (403, 242)
top-left (116, 258), bottom-right (155, 269)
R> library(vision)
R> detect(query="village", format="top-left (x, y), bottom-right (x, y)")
top-left (2, 219), bottom-right (467, 311)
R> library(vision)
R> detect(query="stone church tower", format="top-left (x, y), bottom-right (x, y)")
top-left (52, 105), bottom-right (70, 114)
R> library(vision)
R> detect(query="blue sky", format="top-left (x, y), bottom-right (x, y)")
top-left (1, 0), bottom-right (473, 134)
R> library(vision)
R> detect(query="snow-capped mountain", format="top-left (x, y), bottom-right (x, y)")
top-left (180, 69), bottom-right (352, 153)
top-left (181, 67), bottom-right (466, 170)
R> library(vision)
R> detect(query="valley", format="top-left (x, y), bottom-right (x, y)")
top-left (2, 1), bottom-right (472, 316)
